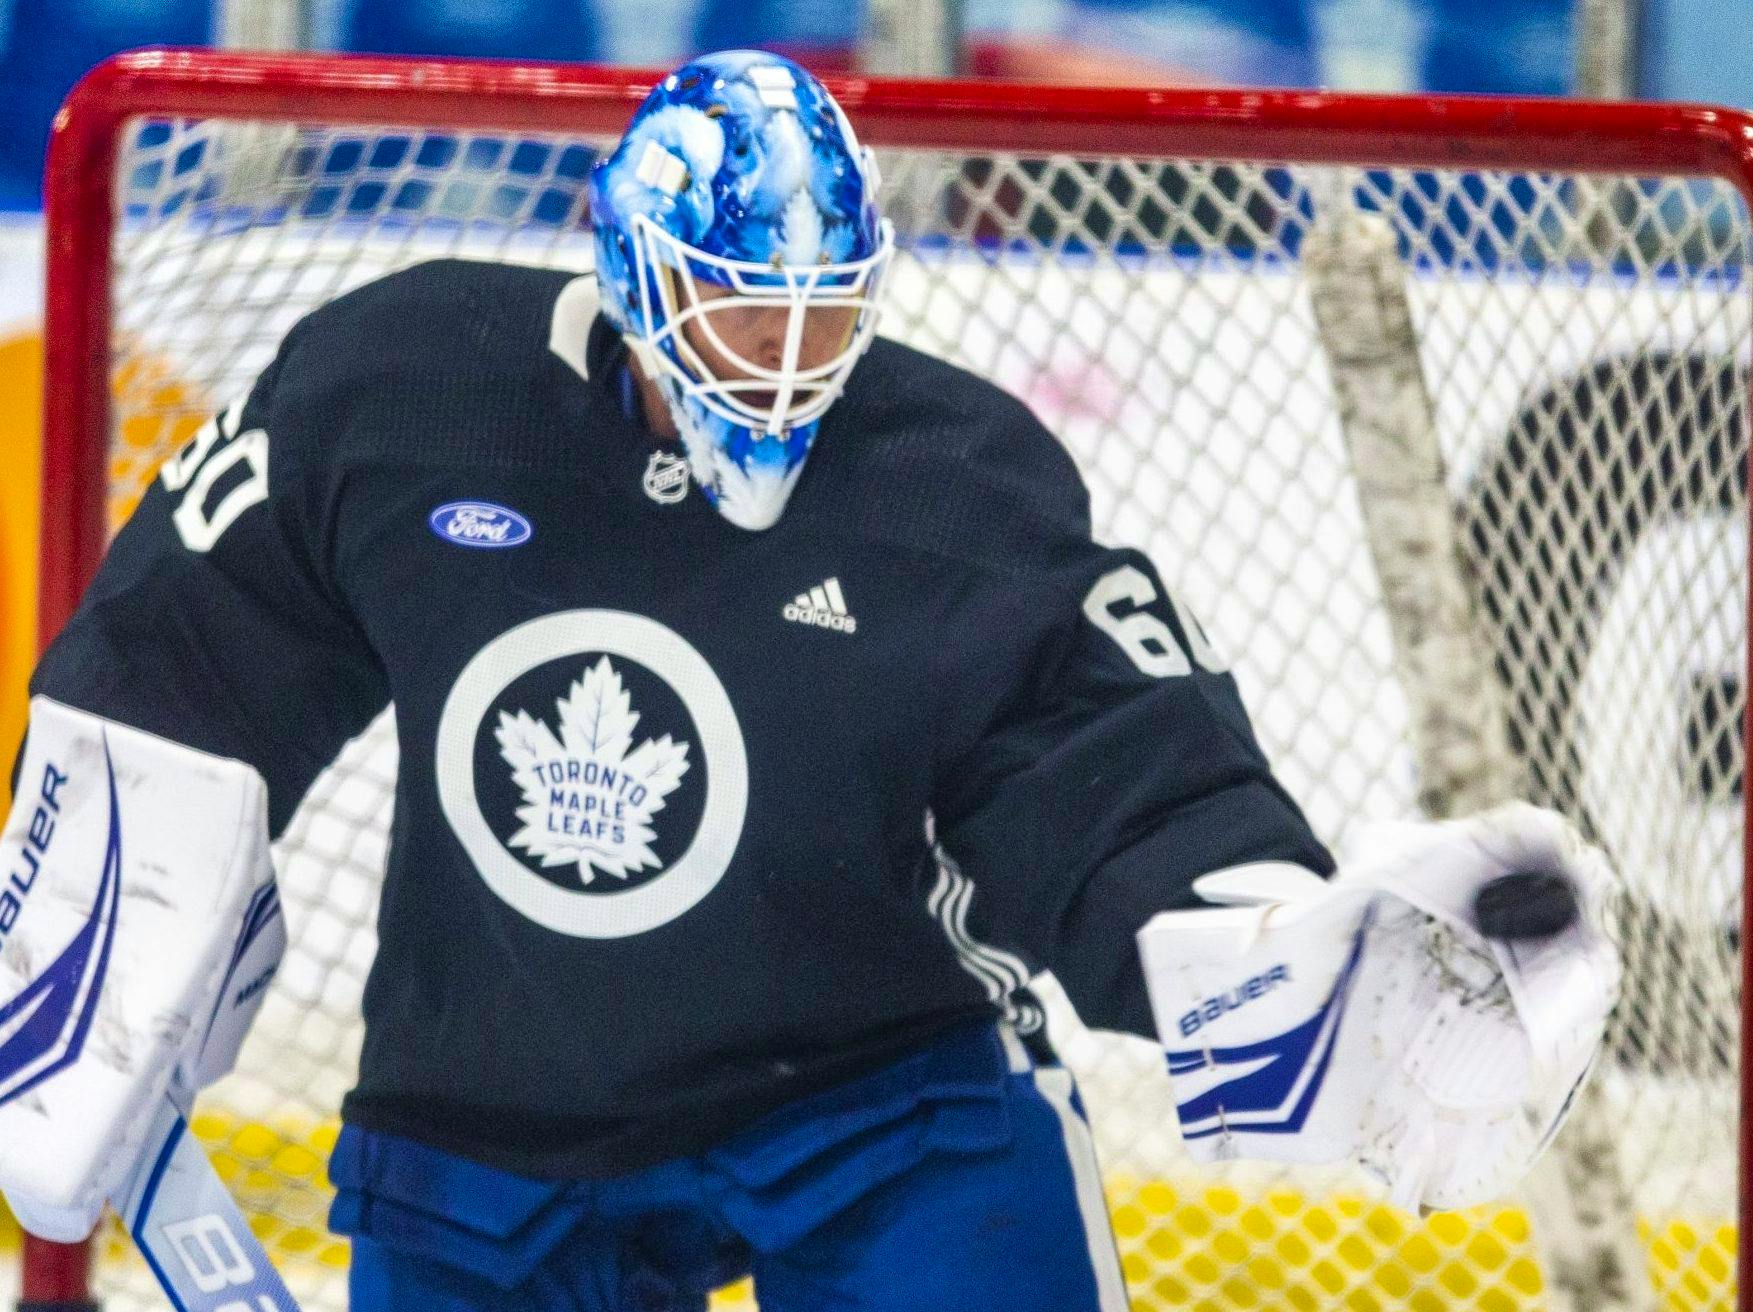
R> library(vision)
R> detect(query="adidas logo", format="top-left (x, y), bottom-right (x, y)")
top-left (783, 577), bottom-right (857, 633)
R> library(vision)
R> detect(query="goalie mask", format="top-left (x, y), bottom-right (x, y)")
top-left (589, 51), bottom-right (893, 530)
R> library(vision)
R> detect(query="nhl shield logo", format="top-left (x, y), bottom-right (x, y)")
top-left (437, 611), bottom-right (748, 938)
top-left (643, 450), bottom-right (690, 505)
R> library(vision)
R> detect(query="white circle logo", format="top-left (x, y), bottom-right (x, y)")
top-left (436, 610), bottom-right (747, 938)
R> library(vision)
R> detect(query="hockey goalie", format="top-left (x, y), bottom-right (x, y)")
top-left (0, 51), bottom-right (1619, 1310)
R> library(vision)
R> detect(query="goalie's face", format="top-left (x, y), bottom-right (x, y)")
top-left (636, 214), bottom-right (890, 438)
top-left (690, 282), bottom-right (862, 372)
top-left (672, 281), bottom-right (863, 419)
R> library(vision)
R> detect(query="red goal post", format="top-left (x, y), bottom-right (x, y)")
top-left (23, 48), bottom-right (1753, 1312)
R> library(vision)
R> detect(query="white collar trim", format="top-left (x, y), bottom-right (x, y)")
top-left (547, 274), bottom-right (600, 383)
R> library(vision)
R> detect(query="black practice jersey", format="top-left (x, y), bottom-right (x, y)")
top-left (33, 259), bottom-right (1333, 1177)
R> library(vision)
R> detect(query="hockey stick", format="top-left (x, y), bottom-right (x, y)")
top-left (112, 1095), bottom-right (303, 1312)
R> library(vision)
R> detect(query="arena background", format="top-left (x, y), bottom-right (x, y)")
top-left (2, 0), bottom-right (1752, 1308)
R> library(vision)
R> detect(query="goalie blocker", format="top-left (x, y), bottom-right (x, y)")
top-left (0, 697), bottom-right (284, 1241)
top-left (1139, 803), bottom-right (1620, 1213)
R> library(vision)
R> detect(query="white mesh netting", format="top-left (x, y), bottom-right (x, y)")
top-left (66, 111), bottom-right (1750, 1310)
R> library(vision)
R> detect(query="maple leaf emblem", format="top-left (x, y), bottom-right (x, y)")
top-left (494, 656), bottom-right (691, 885)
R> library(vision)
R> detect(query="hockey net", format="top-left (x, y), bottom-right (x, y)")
top-left (23, 52), bottom-right (1752, 1312)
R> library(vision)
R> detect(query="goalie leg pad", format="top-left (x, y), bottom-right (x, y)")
top-left (0, 697), bottom-right (280, 1224)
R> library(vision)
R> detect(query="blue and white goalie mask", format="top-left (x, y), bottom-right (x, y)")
top-left (590, 51), bottom-right (893, 529)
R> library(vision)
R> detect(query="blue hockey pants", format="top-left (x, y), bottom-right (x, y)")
top-left (329, 1021), bottom-right (1129, 1311)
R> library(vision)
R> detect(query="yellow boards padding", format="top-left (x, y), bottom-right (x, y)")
top-left (0, 329), bottom-right (42, 804)
top-left (0, 331), bottom-right (208, 813)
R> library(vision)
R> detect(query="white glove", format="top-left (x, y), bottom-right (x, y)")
top-left (1138, 804), bottom-right (1620, 1212)
top-left (0, 698), bottom-right (283, 1237)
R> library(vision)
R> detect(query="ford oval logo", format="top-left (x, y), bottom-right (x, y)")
top-left (429, 501), bottom-right (533, 549)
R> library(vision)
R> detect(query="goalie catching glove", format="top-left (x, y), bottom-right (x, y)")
top-left (1138, 803), bottom-right (1620, 1212)
top-left (0, 698), bottom-right (283, 1240)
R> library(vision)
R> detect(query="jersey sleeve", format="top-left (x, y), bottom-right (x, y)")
top-left (930, 448), bottom-right (1334, 1042)
top-left (29, 322), bottom-right (389, 838)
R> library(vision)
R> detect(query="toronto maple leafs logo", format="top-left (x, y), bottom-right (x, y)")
top-left (439, 610), bottom-right (746, 938)
top-left (494, 657), bottom-right (692, 885)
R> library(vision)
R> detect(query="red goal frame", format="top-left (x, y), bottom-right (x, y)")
top-left (25, 48), bottom-right (1753, 1310)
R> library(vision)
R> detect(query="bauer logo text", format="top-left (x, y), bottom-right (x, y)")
top-left (1178, 963), bottom-right (1291, 1038)
top-left (0, 762), bottom-right (69, 945)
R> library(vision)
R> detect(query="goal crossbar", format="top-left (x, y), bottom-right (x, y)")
top-left (41, 51), bottom-right (1753, 629)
